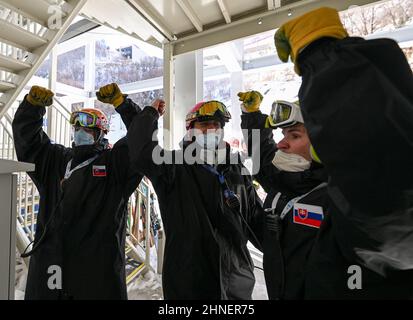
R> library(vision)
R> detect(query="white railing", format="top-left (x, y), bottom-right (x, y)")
top-left (0, 69), bottom-right (20, 86)
top-left (0, 107), bottom-right (37, 272)
top-left (0, 113), bottom-right (15, 160)
top-left (0, 6), bottom-right (48, 38)
top-left (47, 98), bottom-right (72, 146)
top-left (1, 103), bottom-right (39, 247)
top-left (0, 40), bottom-right (36, 65)
top-left (1, 97), bottom-right (80, 252)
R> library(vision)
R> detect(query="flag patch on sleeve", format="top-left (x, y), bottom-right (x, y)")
top-left (92, 165), bottom-right (107, 177)
top-left (293, 203), bottom-right (324, 228)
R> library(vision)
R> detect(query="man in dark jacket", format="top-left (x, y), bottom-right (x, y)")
top-left (269, 6), bottom-right (413, 298)
top-left (12, 83), bottom-right (142, 300)
top-left (240, 95), bottom-right (328, 299)
top-left (124, 96), bottom-right (263, 299)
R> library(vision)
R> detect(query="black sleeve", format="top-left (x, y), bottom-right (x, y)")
top-left (12, 97), bottom-right (71, 188)
top-left (85, 97), bottom-right (143, 196)
top-left (115, 97), bottom-right (142, 129)
top-left (126, 106), bottom-right (174, 198)
top-left (107, 137), bottom-right (142, 198)
top-left (298, 37), bottom-right (413, 273)
top-left (241, 111), bottom-right (282, 193)
top-left (245, 173), bottom-right (265, 252)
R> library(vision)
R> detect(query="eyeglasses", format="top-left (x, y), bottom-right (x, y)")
top-left (268, 100), bottom-right (303, 128)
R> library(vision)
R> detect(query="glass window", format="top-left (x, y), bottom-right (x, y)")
top-left (35, 55), bottom-right (50, 79)
top-left (243, 30), bottom-right (275, 62)
top-left (203, 76), bottom-right (231, 104)
top-left (128, 90), bottom-right (164, 148)
top-left (57, 46), bottom-right (86, 89)
top-left (128, 89), bottom-right (164, 107)
top-left (340, 0), bottom-right (413, 36)
top-left (402, 46), bottom-right (413, 69)
top-left (98, 89), bottom-right (164, 146)
top-left (94, 38), bottom-right (163, 90)
top-left (243, 65), bottom-right (301, 116)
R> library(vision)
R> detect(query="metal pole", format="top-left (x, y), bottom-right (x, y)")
top-left (145, 181), bottom-right (151, 272)
top-left (47, 48), bottom-right (57, 138)
top-left (162, 43), bottom-right (174, 150)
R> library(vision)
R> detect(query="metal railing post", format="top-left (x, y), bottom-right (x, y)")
top-left (145, 180), bottom-right (151, 273)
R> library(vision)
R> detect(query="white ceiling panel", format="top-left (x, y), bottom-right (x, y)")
top-left (224, 0), bottom-right (267, 17)
top-left (77, 0), bottom-right (382, 54)
top-left (138, 0), bottom-right (194, 35)
top-left (190, 0), bottom-right (224, 25)
top-left (82, 0), bottom-right (165, 42)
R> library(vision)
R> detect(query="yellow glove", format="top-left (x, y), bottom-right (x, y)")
top-left (274, 7), bottom-right (348, 74)
top-left (238, 91), bottom-right (263, 113)
top-left (26, 86), bottom-right (54, 107)
top-left (96, 83), bottom-right (125, 107)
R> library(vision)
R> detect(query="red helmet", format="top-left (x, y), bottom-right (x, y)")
top-left (70, 108), bottom-right (109, 134)
top-left (185, 100), bottom-right (231, 130)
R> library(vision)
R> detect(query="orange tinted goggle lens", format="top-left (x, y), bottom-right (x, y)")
top-left (199, 101), bottom-right (225, 115)
top-left (187, 101), bottom-right (229, 119)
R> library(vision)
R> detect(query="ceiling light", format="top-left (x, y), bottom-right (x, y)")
top-left (258, 18), bottom-right (263, 25)
top-left (287, 9), bottom-right (292, 17)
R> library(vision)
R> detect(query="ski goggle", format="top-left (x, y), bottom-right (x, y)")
top-left (186, 101), bottom-right (231, 123)
top-left (70, 111), bottom-right (107, 131)
top-left (268, 100), bottom-right (304, 128)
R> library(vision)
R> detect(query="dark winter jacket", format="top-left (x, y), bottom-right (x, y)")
top-left (295, 36), bottom-right (413, 299)
top-left (242, 111), bottom-right (328, 300)
top-left (242, 36), bottom-right (413, 299)
top-left (125, 101), bottom-right (264, 300)
top-left (12, 97), bottom-right (142, 300)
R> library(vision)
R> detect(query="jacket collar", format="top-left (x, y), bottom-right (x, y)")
top-left (277, 161), bottom-right (328, 195)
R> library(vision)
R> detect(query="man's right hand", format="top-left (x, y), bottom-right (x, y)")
top-left (152, 99), bottom-right (166, 116)
top-left (96, 83), bottom-right (124, 107)
top-left (26, 86), bottom-right (54, 107)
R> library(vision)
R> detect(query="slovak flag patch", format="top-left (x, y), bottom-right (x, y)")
top-left (293, 203), bottom-right (324, 228)
top-left (92, 165), bottom-right (107, 177)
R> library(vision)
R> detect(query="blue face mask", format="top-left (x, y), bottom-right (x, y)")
top-left (74, 128), bottom-right (95, 146)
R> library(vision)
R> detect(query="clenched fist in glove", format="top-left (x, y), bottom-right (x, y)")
top-left (274, 7), bottom-right (348, 74)
top-left (238, 91), bottom-right (263, 113)
top-left (96, 83), bottom-right (125, 108)
top-left (26, 86), bottom-right (54, 107)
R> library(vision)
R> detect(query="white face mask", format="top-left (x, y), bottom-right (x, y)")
top-left (272, 150), bottom-right (311, 172)
top-left (74, 128), bottom-right (95, 146)
top-left (199, 148), bottom-right (227, 165)
top-left (195, 132), bottom-right (222, 151)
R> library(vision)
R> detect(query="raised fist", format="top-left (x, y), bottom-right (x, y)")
top-left (152, 99), bottom-right (166, 116)
top-left (96, 83), bottom-right (124, 107)
top-left (26, 86), bottom-right (54, 107)
top-left (238, 91), bottom-right (263, 113)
